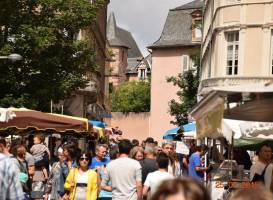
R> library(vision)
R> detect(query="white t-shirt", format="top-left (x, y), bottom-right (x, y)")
top-left (101, 157), bottom-right (142, 200)
top-left (250, 160), bottom-right (273, 190)
top-left (75, 171), bottom-right (89, 200)
top-left (144, 170), bottom-right (173, 196)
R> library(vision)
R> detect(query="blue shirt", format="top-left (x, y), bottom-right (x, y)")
top-left (99, 168), bottom-right (112, 198)
top-left (89, 156), bottom-right (110, 169)
top-left (188, 152), bottom-right (204, 182)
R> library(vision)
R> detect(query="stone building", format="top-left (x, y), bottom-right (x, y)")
top-left (107, 13), bottom-right (150, 89)
top-left (63, 1), bottom-right (112, 120)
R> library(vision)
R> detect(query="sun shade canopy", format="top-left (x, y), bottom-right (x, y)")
top-left (0, 108), bottom-right (89, 135)
top-left (163, 122), bottom-right (196, 139)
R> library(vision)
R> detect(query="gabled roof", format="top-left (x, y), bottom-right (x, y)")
top-left (107, 13), bottom-right (142, 58)
top-left (107, 13), bottom-right (129, 48)
top-left (172, 0), bottom-right (203, 11)
top-left (126, 54), bottom-right (152, 74)
top-left (148, 0), bottom-right (203, 49)
top-left (126, 57), bottom-right (142, 74)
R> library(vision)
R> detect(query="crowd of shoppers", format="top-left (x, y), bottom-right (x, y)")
top-left (0, 134), bottom-right (272, 200)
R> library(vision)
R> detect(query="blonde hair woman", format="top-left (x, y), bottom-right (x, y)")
top-left (130, 146), bottom-right (144, 161)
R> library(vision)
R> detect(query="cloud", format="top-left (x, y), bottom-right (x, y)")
top-left (108, 0), bottom-right (192, 56)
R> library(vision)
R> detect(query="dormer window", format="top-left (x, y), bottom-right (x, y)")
top-left (193, 20), bottom-right (202, 39)
top-left (140, 69), bottom-right (146, 80)
top-left (138, 63), bottom-right (147, 80)
top-left (191, 10), bottom-right (202, 41)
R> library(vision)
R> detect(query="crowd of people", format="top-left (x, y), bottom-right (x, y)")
top-left (0, 134), bottom-right (273, 200)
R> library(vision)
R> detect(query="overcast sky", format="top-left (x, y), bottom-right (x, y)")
top-left (108, 0), bottom-right (192, 56)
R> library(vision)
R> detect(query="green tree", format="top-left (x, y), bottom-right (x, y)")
top-left (110, 81), bottom-right (150, 112)
top-left (167, 53), bottom-right (200, 126)
top-left (0, 0), bottom-right (106, 110)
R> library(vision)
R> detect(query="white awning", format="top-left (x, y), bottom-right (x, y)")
top-left (222, 119), bottom-right (273, 141)
top-left (0, 108), bottom-right (16, 122)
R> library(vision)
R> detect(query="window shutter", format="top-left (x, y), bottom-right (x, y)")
top-left (182, 55), bottom-right (189, 72)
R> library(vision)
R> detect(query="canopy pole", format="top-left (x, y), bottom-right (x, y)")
top-left (50, 100), bottom-right (53, 113)
top-left (204, 137), bottom-right (208, 184)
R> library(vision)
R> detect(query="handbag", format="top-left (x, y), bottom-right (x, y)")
top-left (251, 164), bottom-right (270, 183)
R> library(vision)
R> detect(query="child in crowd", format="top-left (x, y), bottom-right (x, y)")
top-left (30, 134), bottom-right (50, 180)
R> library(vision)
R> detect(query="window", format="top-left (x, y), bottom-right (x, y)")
top-left (140, 69), bottom-right (146, 80)
top-left (120, 49), bottom-right (124, 61)
top-left (226, 32), bottom-right (239, 75)
top-left (73, 30), bottom-right (82, 40)
top-left (194, 20), bottom-right (202, 39)
top-left (109, 83), bottom-right (114, 93)
top-left (182, 55), bottom-right (189, 71)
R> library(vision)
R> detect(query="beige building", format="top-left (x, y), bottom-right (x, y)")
top-left (148, 0), bottom-right (203, 142)
top-left (190, 0), bottom-right (273, 139)
top-left (200, 0), bottom-right (273, 96)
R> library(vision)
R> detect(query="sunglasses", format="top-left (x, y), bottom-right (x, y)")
top-left (80, 157), bottom-right (89, 161)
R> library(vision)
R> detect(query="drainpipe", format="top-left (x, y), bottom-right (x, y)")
top-left (208, 0), bottom-right (214, 79)
top-left (148, 114), bottom-right (151, 137)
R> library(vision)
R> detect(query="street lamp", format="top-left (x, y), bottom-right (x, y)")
top-left (0, 53), bottom-right (23, 61)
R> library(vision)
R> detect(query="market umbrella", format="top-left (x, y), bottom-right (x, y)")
top-left (163, 127), bottom-right (181, 140)
top-left (163, 122), bottom-right (196, 139)
top-left (183, 122), bottom-right (196, 138)
top-left (0, 108), bottom-right (89, 135)
top-left (89, 120), bottom-right (107, 128)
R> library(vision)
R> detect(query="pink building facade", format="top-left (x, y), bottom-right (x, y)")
top-left (149, 0), bottom-right (202, 142)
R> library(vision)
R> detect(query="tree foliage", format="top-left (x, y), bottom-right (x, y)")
top-left (167, 53), bottom-right (200, 126)
top-left (110, 81), bottom-right (150, 112)
top-left (0, 0), bottom-right (106, 110)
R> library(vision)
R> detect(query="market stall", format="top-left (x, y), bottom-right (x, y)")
top-left (0, 107), bottom-right (95, 155)
top-left (0, 108), bottom-right (89, 136)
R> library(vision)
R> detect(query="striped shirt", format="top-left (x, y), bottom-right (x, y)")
top-left (0, 153), bottom-right (24, 200)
